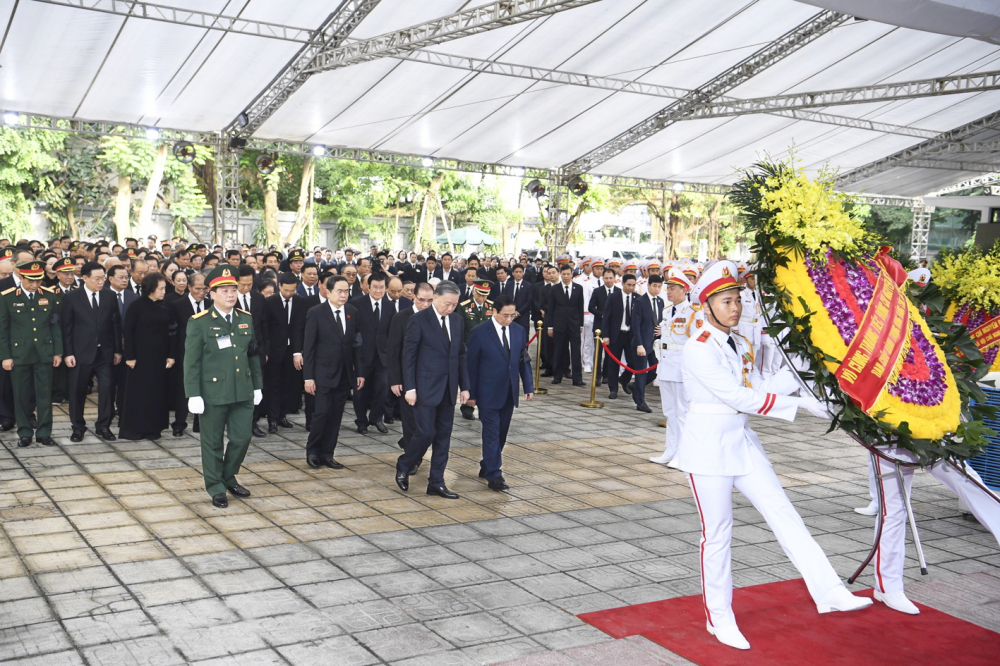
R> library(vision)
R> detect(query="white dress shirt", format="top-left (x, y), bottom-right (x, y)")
top-left (189, 294), bottom-right (206, 313)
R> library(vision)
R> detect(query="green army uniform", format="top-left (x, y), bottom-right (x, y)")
top-left (0, 272), bottom-right (63, 444)
top-left (459, 281), bottom-right (493, 419)
top-left (184, 304), bottom-right (263, 497)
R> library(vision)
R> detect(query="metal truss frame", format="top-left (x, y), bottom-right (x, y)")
top-left (215, 139), bottom-right (241, 244)
top-left (564, 10), bottom-right (850, 174)
top-left (32, 0), bottom-right (319, 42)
top-left (306, 0), bottom-right (605, 74)
top-left (226, 0), bottom-right (383, 139)
top-left (682, 69), bottom-right (1000, 119)
top-left (910, 206), bottom-right (932, 261)
top-left (928, 172), bottom-right (1000, 196)
top-left (836, 110), bottom-right (1000, 188)
top-left (902, 159), bottom-right (1000, 172)
top-left (1, 111), bottom-right (217, 144)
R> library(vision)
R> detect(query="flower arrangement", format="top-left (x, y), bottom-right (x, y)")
top-left (933, 244), bottom-right (1000, 374)
top-left (731, 158), bottom-right (994, 463)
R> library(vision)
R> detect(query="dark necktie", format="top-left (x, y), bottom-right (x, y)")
top-left (513, 283), bottom-right (519, 299)
top-left (565, 285), bottom-right (570, 300)
top-left (117, 292), bottom-right (124, 318)
top-left (26, 292), bottom-right (32, 301)
top-left (243, 296), bottom-right (250, 312)
top-left (284, 298), bottom-right (289, 323)
top-left (441, 315), bottom-right (450, 344)
top-left (671, 304), bottom-right (676, 318)
top-left (726, 336), bottom-right (739, 357)
top-left (91, 292), bottom-right (98, 311)
top-left (502, 325), bottom-right (510, 357)
top-left (334, 309), bottom-right (342, 332)
top-left (374, 299), bottom-right (380, 320)
top-left (625, 294), bottom-right (631, 326)
top-left (656, 297), bottom-right (663, 321)
top-left (225, 313), bottom-right (231, 326)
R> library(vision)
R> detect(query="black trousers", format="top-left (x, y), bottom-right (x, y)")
top-left (397, 397), bottom-right (417, 450)
top-left (399, 396), bottom-right (455, 486)
top-left (113, 361), bottom-right (126, 419)
top-left (353, 361), bottom-right (387, 428)
top-left (305, 376), bottom-right (350, 461)
top-left (605, 335), bottom-right (633, 390)
top-left (552, 328), bottom-right (582, 383)
top-left (265, 355), bottom-right (300, 420)
top-left (0, 367), bottom-right (15, 424)
top-left (68, 349), bottom-right (114, 431)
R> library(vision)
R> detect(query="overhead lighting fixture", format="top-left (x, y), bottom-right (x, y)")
top-left (236, 112), bottom-right (249, 128)
top-left (567, 175), bottom-right (588, 197)
top-left (420, 157), bottom-right (434, 168)
top-left (144, 128), bottom-right (160, 141)
top-left (672, 182), bottom-right (684, 192)
top-left (2, 111), bottom-right (20, 126)
top-left (592, 175), bottom-right (602, 184)
top-left (311, 145), bottom-right (326, 157)
top-left (511, 167), bottom-right (526, 177)
top-left (525, 179), bottom-right (546, 199)
top-left (173, 141), bottom-right (196, 164)
top-left (255, 153), bottom-right (277, 175)
top-left (228, 136), bottom-right (248, 150)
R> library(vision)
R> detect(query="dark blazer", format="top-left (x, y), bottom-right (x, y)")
top-left (546, 281), bottom-right (584, 333)
top-left (60, 287), bottom-right (121, 365)
top-left (477, 266), bottom-right (497, 283)
top-left (589, 284), bottom-right (618, 323)
top-left (295, 281), bottom-right (321, 298)
top-left (104, 286), bottom-right (140, 324)
top-left (376, 296), bottom-right (412, 367)
top-left (402, 307), bottom-right (468, 406)
top-left (303, 302), bottom-right (358, 389)
top-left (386, 306), bottom-right (415, 388)
top-left (503, 280), bottom-right (533, 330)
top-left (345, 280), bottom-right (363, 301)
top-left (236, 290), bottom-right (269, 355)
top-left (631, 293), bottom-right (664, 352)
top-left (349, 294), bottom-right (393, 371)
top-left (263, 294), bottom-right (307, 362)
top-left (401, 263), bottom-right (428, 284)
top-left (170, 296), bottom-right (210, 362)
top-left (601, 289), bottom-right (635, 345)
top-left (458, 281), bottom-right (477, 303)
top-left (432, 267), bottom-right (461, 284)
top-left (466, 320), bottom-right (534, 408)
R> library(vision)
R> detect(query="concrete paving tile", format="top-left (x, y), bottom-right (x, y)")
top-left (497, 602), bottom-right (581, 635)
top-left (63, 608), bottom-right (159, 646)
top-left (512, 573), bottom-right (601, 601)
top-left (182, 550), bottom-right (257, 575)
top-left (533, 625), bottom-right (613, 651)
top-left (395, 544), bottom-right (469, 568)
top-left (168, 623), bottom-right (269, 662)
top-left (322, 599), bottom-right (414, 632)
top-left (393, 590), bottom-right (482, 621)
top-left (131, 577), bottom-right (214, 607)
top-left (147, 598), bottom-right (239, 631)
top-left (0, 621), bottom-right (75, 661)
top-left (48, 586), bottom-right (139, 619)
top-left (460, 636), bottom-right (544, 665)
top-left (355, 623), bottom-right (453, 662)
top-left (294, 579), bottom-right (380, 608)
top-left (110, 558), bottom-right (190, 585)
top-left (189, 648), bottom-right (286, 665)
top-left (362, 570), bottom-right (442, 597)
top-left (0, 576), bottom-right (38, 602)
top-left (201, 568), bottom-right (283, 595)
top-left (225, 588), bottom-right (313, 619)
top-left (267, 558), bottom-right (347, 586)
top-left (424, 562), bottom-right (503, 587)
top-left (277, 635), bottom-right (378, 666)
top-left (427, 612), bottom-right (522, 648)
top-left (82, 636), bottom-right (185, 666)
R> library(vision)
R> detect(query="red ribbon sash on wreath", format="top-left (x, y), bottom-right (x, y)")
top-left (834, 268), bottom-right (911, 413)
top-left (969, 315), bottom-right (1000, 354)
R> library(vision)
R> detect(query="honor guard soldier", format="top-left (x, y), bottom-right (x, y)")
top-left (736, 263), bottom-right (762, 360)
top-left (458, 279), bottom-right (493, 420)
top-left (675, 260), bottom-right (870, 650)
top-left (0, 261), bottom-right (63, 447)
top-left (651, 268), bottom-right (697, 464)
top-left (184, 265), bottom-right (263, 508)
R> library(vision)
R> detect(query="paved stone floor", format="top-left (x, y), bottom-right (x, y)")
top-left (2, 376), bottom-right (999, 665)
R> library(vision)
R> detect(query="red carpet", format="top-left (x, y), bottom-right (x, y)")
top-left (579, 579), bottom-right (1000, 666)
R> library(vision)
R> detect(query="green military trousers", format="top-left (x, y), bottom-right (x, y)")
top-left (11, 363), bottom-right (52, 439)
top-left (200, 400), bottom-right (254, 497)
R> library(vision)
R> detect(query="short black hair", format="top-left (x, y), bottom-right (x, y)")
top-left (237, 264), bottom-right (255, 278)
top-left (80, 261), bottom-right (103, 278)
top-left (511, 264), bottom-right (524, 273)
top-left (648, 275), bottom-right (663, 284)
top-left (326, 275), bottom-right (347, 291)
top-left (140, 272), bottom-right (165, 295)
top-left (278, 272), bottom-right (299, 286)
top-left (622, 274), bottom-right (636, 284)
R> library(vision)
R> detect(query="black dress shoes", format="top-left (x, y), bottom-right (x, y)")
top-left (357, 426), bottom-right (368, 435)
top-left (172, 428), bottom-right (185, 437)
top-left (96, 428), bottom-right (117, 441)
top-left (268, 421), bottom-right (278, 434)
top-left (608, 390), bottom-right (618, 399)
top-left (307, 457), bottom-right (322, 469)
top-left (488, 478), bottom-right (510, 492)
top-left (540, 370), bottom-right (553, 377)
top-left (227, 484), bottom-right (251, 497)
top-left (395, 463), bottom-right (409, 492)
top-left (383, 416), bottom-right (394, 425)
top-left (551, 378), bottom-right (562, 384)
top-left (408, 463), bottom-right (420, 475)
top-left (252, 423), bottom-right (266, 438)
top-left (621, 382), bottom-right (632, 395)
top-left (1, 420), bottom-right (15, 431)
top-left (572, 381), bottom-right (586, 387)
top-left (36, 436), bottom-right (56, 447)
top-left (373, 421), bottom-right (388, 434)
top-left (192, 419), bottom-right (200, 434)
top-left (322, 459), bottom-right (344, 470)
top-left (70, 429), bottom-right (85, 443)
top-left (212, 493), bottom-right (228, 508)
top-left (276, 418), bottom-right (293, 429)
top-left (478, 469), bottom-right (487, 478)
top-left (28, 415), bottom-right (38, 429)
top-left (17, 437), bottom-right (31, 447)
top-left (636, 402), bottom-right (652, 413)
top-left (427, 484), bottom-right (459, 499)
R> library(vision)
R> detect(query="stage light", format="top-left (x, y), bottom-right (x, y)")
top-left (421, 157), bottom-right (434, 168)
top-left (312, 145), bottom-right (326, 157)
top-left (672, 182), bottom-right (684, 192)
top-left (255, 153), bottom-right (277, 175)
top-left (525, 179), bottom-right (546, 199)
top-left (228, 136), bottom-right (248, 150)
top-left (592, 175), bottom-right (602, 184)
top-left (144, 128), bottom-right (160, 141)
top-left (511, 167), bottom-right (526, 177)
top-left (567, 175), bottom-right (588, 197)
top-left (3, 111), bottom-right (20, 126)
top-left (173, 141), bottom-right (196, 164)
top-left (237, 112), bottom-right (249, 128)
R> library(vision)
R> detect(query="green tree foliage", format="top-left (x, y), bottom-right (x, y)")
top-left (36, 139), bottom-right (115, 238)
top-left (0, 127), bottom-right (64, 238)
top-left (867, 205), bottom-right (913, 248)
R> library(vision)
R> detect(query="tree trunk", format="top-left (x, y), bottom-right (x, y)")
top-left (114, 174), bottom-right (133, 243)
top-left (436, 195), bottom-right (455, 254)
top-left (67, 207), bottom-right (79, 240)
top-left (282, 156), bottom-right (315, 246)
top-left (138, 143), bottom-right (168, 233)
top-left (708, 198), bottom-right (721, 258)
top-left (563, 199), bottom-right (589, 249)
top-left (264, 182), bottom-right (279, 247)
top-left (414, 194), bottom-right (428, 251)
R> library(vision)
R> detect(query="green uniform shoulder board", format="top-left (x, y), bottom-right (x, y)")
top-left (40, 285), bottom-right (57, 293)
top-left (0, 287), bottom-right (15, 296)
top-left (460, 299), bottom-right (471, 307)
top-left (485, 299), bottom-right (493, 306)
top-left (192, 309), bottom-right (210, 319)
top-left (236, 308), bottom-right (251, 315)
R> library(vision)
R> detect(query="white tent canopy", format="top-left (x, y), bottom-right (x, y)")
top-left (2, 0), bottom-right (1000, 198)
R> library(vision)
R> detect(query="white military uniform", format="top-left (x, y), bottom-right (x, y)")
top-left (574, 267), bottom-right (598, 372)
top-left (673, 261), bottom-right (867, 636)
top-left (654, 293), bottom-right (696, 462)
top-left (736, 286), bottom-right (762, 356)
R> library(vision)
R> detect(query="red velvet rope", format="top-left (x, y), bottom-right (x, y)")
top-left (601, 342), bottom-right (658, 374)
top-left (527, 332), bottom-right (538, 347)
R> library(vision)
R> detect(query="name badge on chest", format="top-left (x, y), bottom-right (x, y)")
top-left (217, 335), bottom-right (232, 349)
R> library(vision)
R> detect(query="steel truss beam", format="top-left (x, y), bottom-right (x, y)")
top-left (682, 69), bottom-right (1000, 119)
top-left (227, 0), bottom-right (383, 138)
top-left (306, 0), bottom-right (606, 74)
top-left (564, 10), bottom-right (850, 174)
top-left (31, 0), bottom-right (318, 42)
top-left (840, 193), bottom-right (919, 208)
top-left (910, 206), bottom-right (932, 261)
top-left (0, 111), bottom-right (216, 143)
top-left (215, 141), bottom-right (240, 245)
top-left (836, 110), bottom-right (1000, 188)
top-left (928, 172), bottom-right (1000, 195)
top-left (902, 159), bottom-right (1000, 172)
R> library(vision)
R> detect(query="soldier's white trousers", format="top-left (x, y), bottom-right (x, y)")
top-left (872, 449), bottom-right (1000, 594)
top-left (581, 314), bottom-right (595, 371)
top-left (657, 379), bottom-right (686, 460)
top-left (688, 445), bottom-right (843, 627)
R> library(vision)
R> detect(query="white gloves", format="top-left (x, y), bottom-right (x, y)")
top-left (799, 393), bottom-right (832, 420)
top-left (253, 389), bottom-right (263, 406)
top-left (188, 397), bottom-right (205, 415)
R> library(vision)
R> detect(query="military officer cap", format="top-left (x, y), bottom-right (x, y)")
top-left (622, 260), bottom-right (639, 273)
top-left (0, 247), bottom-right (14, 261)
top-left (606, 258), bottom-right (621, 268)
top-left (54, 257), bottom-right (76, 272)
top-left (737, 262), bottom-right (754, 280)
top-left (591, 257), bottom-right (604, 268)
top-left (17, 260), bottom-right (45, 280)
top-left (125, 248), bottom-right (138, 259)
top-left (691, 260), bottom-right (740, 304)
top-left (580, 257), bottom-right (592, 268)
top-left (472, 279), bottom-right (492, 297)
top-left (207, 265), bottom-right (239, 290)
top-left (69, 241), bottom-right (79, 251)
top-left (647, 259), bottom-right (661, 272)
top-left (666, 267), bottom-right (694, 292)
top-left (288, 249), bottom-right (305, 262)
top-left (907, 267), bottom-right (931, 287)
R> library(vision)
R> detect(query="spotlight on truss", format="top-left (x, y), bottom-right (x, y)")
top-left (173, 141), bottom-right (197, 164)
top-left (672, 182), bottom-right (684, 192)
top-left (525, 179), bottom-right (546, 199)
top-left (312, 145), bottom-right (327, 157)
top-left (236, 112), bottom-right (249, 128)
top-left (2, 111), bottom-right (20, 126)
top-left (144, 128), bottom-right (160, 141)
top-left (511, 167), bottom-right (526, 177)
top-left (567, 175), bottom-right (588, 197)
top-left (228, 136), bottom-right (248, 150)
top-left (255, 153), bottom-right (277, 175)
top-left (421, 157), bottom-right (434, 168)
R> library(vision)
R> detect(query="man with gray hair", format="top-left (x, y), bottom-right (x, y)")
top-left (395, 280), bottom-right (468, 499)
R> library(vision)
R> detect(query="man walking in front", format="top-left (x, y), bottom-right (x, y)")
top-left (395, 281), bottom-right (468, 499)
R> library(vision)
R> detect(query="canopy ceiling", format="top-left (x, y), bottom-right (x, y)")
top-left (2, 0), bottom-right (1000, 198)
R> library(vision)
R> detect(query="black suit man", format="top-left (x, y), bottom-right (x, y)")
top-left (396, 282), bottom-right (469, 499)
top-left (263, 274), bottom-right (307, 432)
top-left (376, 289), bottom-right (412, 425)
top-left (303, 276), bottom-right (361, 469)
top-left (105, 265), bottom-right (139, 420)
top-left (401, 262), bottom-right (427, 285)
top-left (387, 284), bottom-right (431, 453)
top-left (504, 266), bottom-right (533, 335)
top-left (169, 274), bottom-right (211, 435)
top-left (629, 275), bottom-right (664, 412)
top-left (588, 275), bottom-right (618, 386)
top-left (61, 262), bottom-right (121, 441)
top-left (466, 295), bottom-right (534, 491)
top-left (350, 274), bottom-right (393, 434)
top-left (546, 265), bottom-right (585, 385)
top-left (237, 265), bottom-right (270, 437)
top-left (601, 273), bottom-right (639, 400)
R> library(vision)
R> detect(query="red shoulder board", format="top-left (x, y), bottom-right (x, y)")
top-left (696, 331), bottom-right (711, 343)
